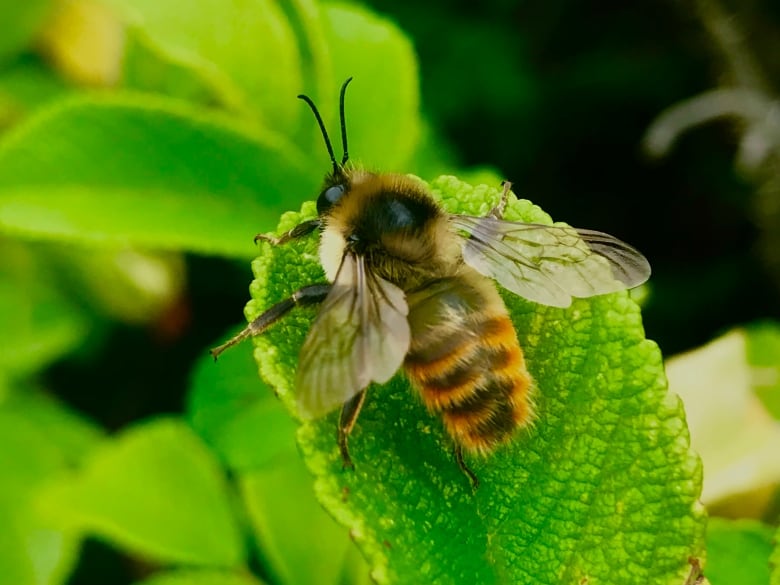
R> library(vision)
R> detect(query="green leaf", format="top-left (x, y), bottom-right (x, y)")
top-left (241, 462), bottom-right (366, 585)
top-left (0, 93), bottom-right (318, 257)
top-left (0, 387), bottom-right (101, 585)
top-left (134, 569), bottom-right (265, 585)
top-left (104, 0), bottom-right (302, 127)
top-left (745, 321), bottom-right (780, 419)
top-left (240, 176), bottom-right (705, 584)
top-left (0, 389), bottom-right (104, 466)
top-left (188, 338), bottom-right (369, 584)
top-left (0, 239), bottom-right (89, 377)
top-left (0, 56), bottom-right (71, 126)
top-left (666, 327), bottom-right (780, 507)
top-left (39, 418), bottom-right (245, 567)
top-left (0, 0), bottom-right (54, 65)
top-left (772, 525), bottom-right (780, 585)
top-left (320, 3), bottom-right (420, 172)
top-left (705, 518), bottom-right (774, 585)
top-left (188, 331), bottom-right (297, 471)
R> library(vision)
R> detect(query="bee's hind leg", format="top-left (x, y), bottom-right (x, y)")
top-left (488, 181), bottom-right (514, 220)
top-left (254, 218), bottom-right (321, 246)
top-left (338, 389), bottom-right (368, 470)
top-left (455, 445), bottom-right (480, 491)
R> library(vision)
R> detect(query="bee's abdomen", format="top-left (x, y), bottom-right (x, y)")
top-left (404, 310), bottom-right (534, 455)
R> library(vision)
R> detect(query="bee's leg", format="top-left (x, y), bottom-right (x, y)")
top-left (254, 218), bottom-right (321, 246)
top-left (338, 389), bottom-right (368, 470)
top-left (454, 445), bottom-right (480, 490)
top-left (209, 283), bottom-right (330, 359)
top-left (488, 180), bottom-right (514, 220)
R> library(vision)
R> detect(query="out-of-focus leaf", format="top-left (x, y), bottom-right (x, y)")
top-left (667, 327), bottom-right (780, 507)
top-left (241, 461), bottom-right (367, 585)
top-left (0, 94), bottom-right (318, 258)
top-left (39, 418), bottom-right (245, 567)
top-left (320, 3), bottom-right (419, 172)
top-left (0, 386), bottom-right (102, 585)
top-left (745, 321), bottom-right (780, 419)
top-left (0, 0), bottom-right (54, 65)
top-left (0, 239), bottom-right (89, 377)
top-left (38, 0), bottom-right (124, 86)
top-left (0, 389), bottom-right (104, 465)
top-left (0, 56), bottom-right (71, 132)
top-left (188, 338), bottom-right (369, 584)
top-left (189, 331), bottom-right (296, 471)
top-left (240, 176), bottom-right (704, 584)
top-left (134, 570), bottom-right (265, 585)
top-left (42, 244), bottom-right (186, 325)
top-left (103, 0), bottom-right (301, 128)
top-left (705, 518), bottom-right (774, 585)
top-left (771, 524), bottom-right (780, 585)
top-left (122, 30), bottom-right (219, 106)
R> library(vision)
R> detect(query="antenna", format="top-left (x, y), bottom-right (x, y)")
top-left (339, 77), bottom-right (353, 166)
top-left (298, 78), bottom-right (354, 174)
top-left (297, 93), bottom-right (338, 174)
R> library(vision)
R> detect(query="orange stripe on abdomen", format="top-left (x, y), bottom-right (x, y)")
top-left (404, 314), bottom-right (535, 454)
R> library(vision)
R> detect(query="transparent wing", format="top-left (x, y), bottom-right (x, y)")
top-left (296, 253), bottom-right (411, 419)
top-left (451, 215), bottom-right (651, 308)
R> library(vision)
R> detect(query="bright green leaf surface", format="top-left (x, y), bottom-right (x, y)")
top-left (0, 387), bottom-right (100, 585)
top-left (122, 31), bottom-right (221, 110)
top-left (666, 328), bottom-right (780, 505)
top-left (134, 569), bottom-right (265, 585)
top-left (104, 0), bottom-right (302, 127)
top-left (189, 338), bottom-right (369, 584)
top-left (39, 418), bottom-right (245, 567)
top-left (0, 389), bottom-right (104, 466)
top-left (0, 94), bottom-right (318, 258)
top-left (0, 0), bottom-right (53, 65)
top-left (705, 518), bottom-right (774, 585)
top-left (241, 176), bottom-right (705, 584)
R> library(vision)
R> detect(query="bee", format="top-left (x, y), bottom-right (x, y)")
top-left (211, 78), bottom-right (651, 487)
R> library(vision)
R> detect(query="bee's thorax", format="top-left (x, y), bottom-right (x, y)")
top-left (318, 171), bottom-right (460, 288)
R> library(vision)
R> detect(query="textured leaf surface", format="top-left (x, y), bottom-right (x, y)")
top-left (0, 94), bottom-right (317, 258)
top-left (39, 418), bottom-right (244, 567)
top-left (705, 518), bottom-right (774, 585)
top-left (242, 176), bottom-right (705, 584)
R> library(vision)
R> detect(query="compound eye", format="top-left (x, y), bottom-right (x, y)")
top-left (317, 184), bottom-right (345, 214)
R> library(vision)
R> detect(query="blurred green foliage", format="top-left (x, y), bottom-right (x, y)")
top-left (0, 0), bottom-right (778, 583)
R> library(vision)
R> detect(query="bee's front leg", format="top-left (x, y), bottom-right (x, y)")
top-left (209, 283), bottom-right (330, 359)
top-left (338, 389), bottom-right (368, 470)
top-left (254, 218), bottom-right (321, 246)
